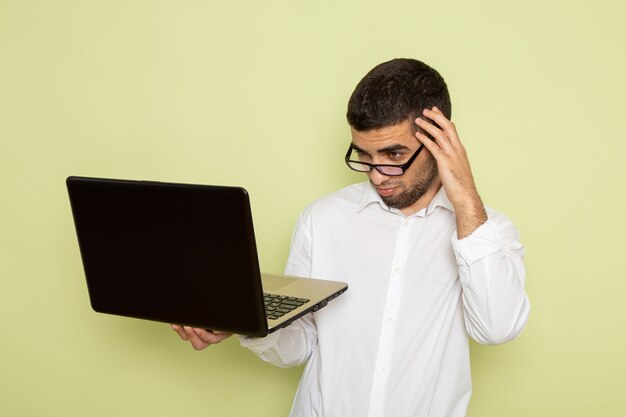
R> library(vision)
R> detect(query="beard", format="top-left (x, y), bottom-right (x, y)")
top-left (374, 154), bottom-right (439, 210)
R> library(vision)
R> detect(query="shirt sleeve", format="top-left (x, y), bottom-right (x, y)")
top-left (451, 210), bottom-right (530, 345)
top-left (238, 209), bottom-right (319, 367)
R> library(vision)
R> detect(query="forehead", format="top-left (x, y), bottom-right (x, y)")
top-left (350, 120), bottom-right (415, 150)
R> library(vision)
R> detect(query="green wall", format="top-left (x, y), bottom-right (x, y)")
top-left (1, 0), bottom-right (625, 415)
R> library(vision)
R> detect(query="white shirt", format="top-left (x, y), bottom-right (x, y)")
top-left (240, 182), bottom-right (530, 417)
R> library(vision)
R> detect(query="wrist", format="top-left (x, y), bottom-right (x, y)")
top-left (453, 192), bottom-right (488, 239)
top-left (450, 189), bottom-right (484, 213)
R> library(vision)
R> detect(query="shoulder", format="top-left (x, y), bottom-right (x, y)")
top-left (291, 182), bottom-right (366, 234)
top-left (300, 182), bottom-right (366, 218)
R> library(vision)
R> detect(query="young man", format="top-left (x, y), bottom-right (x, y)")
top-left (172, 58), bottom-right (530, 417)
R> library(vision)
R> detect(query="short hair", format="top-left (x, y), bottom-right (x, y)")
top-left (347, 58), bottom-right (451, 132)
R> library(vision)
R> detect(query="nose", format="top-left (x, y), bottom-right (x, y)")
top-left (368, 168), bottom-right (391, 186)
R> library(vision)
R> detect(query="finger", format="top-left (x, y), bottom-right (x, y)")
top-left (424, 107), bottom-right (454, 130)
top-left (415, 130), bottom-right (443, 161)
top-left (414, 117), bottom-right (453, 153)
top-left (184, 326), bottom-right (210, 350)
top-left (423, 108), bottom-right (460, 146)
top-left (171, 324), bottom-right (189, 341)
top-left (192, 328), bottom-right (233, 344)
top-left (429, 107), bottom-right (467, 157)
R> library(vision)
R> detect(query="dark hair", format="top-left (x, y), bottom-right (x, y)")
top-left (347, 58), bottom-right (451, 132)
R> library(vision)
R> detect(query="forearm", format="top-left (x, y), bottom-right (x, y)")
top-left (241, 208), bottom-right (318, 366)
top-left (239, 313), bottom-right (317, 367)
top-left (453, 192), bottom-right (488, 239)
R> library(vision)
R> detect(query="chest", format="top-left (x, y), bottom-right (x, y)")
top-left (310, 209), bottom-right (459, 301)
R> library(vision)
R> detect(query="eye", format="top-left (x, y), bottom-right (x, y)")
top-left (354, 149), bottom-right (372, 162)
top-left (386, 151), bottom-right (405, 162)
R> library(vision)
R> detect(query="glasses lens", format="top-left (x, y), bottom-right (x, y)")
top-left (376, 166), bottom-right (404, 176)
top-left (347, 161), bottom-right (371, 172)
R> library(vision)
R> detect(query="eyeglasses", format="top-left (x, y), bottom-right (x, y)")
top-left (344, 144), bottom-right (424, 176)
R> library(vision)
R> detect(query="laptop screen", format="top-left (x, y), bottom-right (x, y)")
top-left (67, 177), bottom-right (267, 334)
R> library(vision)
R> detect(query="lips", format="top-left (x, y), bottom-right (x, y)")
top-left (376, 187), bottom-right (396, 197)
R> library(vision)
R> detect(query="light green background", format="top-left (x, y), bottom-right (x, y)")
top-left (1, 0), bottom-right (625, 416)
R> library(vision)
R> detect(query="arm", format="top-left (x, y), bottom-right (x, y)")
top-left (238, 210), bottom-right (318, 366)
top-left (452, 211), bottom-right (530, 344)
top-left (239, 313), bottom-right (317, 367)
top-left (415, 107), bottom-right (529, 344)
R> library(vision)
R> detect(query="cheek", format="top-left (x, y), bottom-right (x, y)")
top-left (408, 154), bottom-right (435, 178)
top-left (398, 167), bottom-right (425, 189)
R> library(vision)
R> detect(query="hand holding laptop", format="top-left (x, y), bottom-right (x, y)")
top-left (171, 324), bottom-right (232, 350)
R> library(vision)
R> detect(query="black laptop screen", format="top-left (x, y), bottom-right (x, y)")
top-left (67, 177), bottom-right (267, 335)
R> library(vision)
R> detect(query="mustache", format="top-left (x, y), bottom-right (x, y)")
top-left (369, 179), bottom-right (401, 187)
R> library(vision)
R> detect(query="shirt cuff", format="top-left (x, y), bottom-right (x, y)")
top-left (451, 220), bottom-right (503, 266)
top-left (238, 329), bottom-right (282, 354)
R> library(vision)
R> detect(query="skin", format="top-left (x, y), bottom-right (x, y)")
top-left (172, 106), bottom-right (487, 350)
top-left (170, 325), bottom-right (232, 350)
top-left (350, 120), bottom-right (441, 216)
top-left (414, 107), bottom-right (487, 238)
top-left (350, 106), bottom-right (487, 239)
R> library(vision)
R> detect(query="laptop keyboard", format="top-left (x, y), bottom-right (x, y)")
top-left (264, 293), bottom-right (310, 321)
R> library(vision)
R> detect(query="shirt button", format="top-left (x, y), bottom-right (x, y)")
top-left (385, 317), bottom-right (393, 324)
top-left (395, 267), bottom-right (402, 274)
top-left (403, 220), bottom-right (410, 228)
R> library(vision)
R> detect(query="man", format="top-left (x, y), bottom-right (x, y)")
top-left (172, 58), bottom-right (530, 417)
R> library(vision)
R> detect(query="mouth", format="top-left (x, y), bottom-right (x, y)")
top-left (376, 186), bottom-right (397, 197)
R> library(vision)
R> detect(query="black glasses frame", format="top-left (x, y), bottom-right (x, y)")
top-left (344, 144), bottom-right (424, 176)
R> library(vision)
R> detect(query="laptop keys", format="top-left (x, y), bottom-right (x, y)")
top-left (263, 293), bottom-right (310, 320)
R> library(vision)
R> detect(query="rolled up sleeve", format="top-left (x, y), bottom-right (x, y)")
top-left (451, 211), bottom-right (530, 345)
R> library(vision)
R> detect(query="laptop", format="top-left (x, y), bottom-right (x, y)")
top-left (66, 176), bottom-right (348, 337)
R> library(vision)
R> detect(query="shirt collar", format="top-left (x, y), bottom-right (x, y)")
top-left (425, 185), bottom-right (454, 215)
top-left (357, 182), bottom-right (454, 216)
top-left (357, 181), bottom-right (384, 212)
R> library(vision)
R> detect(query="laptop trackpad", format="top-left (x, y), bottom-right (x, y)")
top-left (262, 274), bottom-right (298, 292)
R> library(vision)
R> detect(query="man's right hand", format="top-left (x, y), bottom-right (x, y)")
top-left (170, 324), bottom-right (233, 350)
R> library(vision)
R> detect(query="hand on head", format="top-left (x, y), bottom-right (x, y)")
top-left (414, 106), bottom-right (487, 238)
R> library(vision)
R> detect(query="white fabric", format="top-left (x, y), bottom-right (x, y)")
top-left (240, 182), bottom-right (530, 417)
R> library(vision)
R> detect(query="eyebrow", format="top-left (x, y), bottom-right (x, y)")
top-left (351, 143), bottom-right (411, 154)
